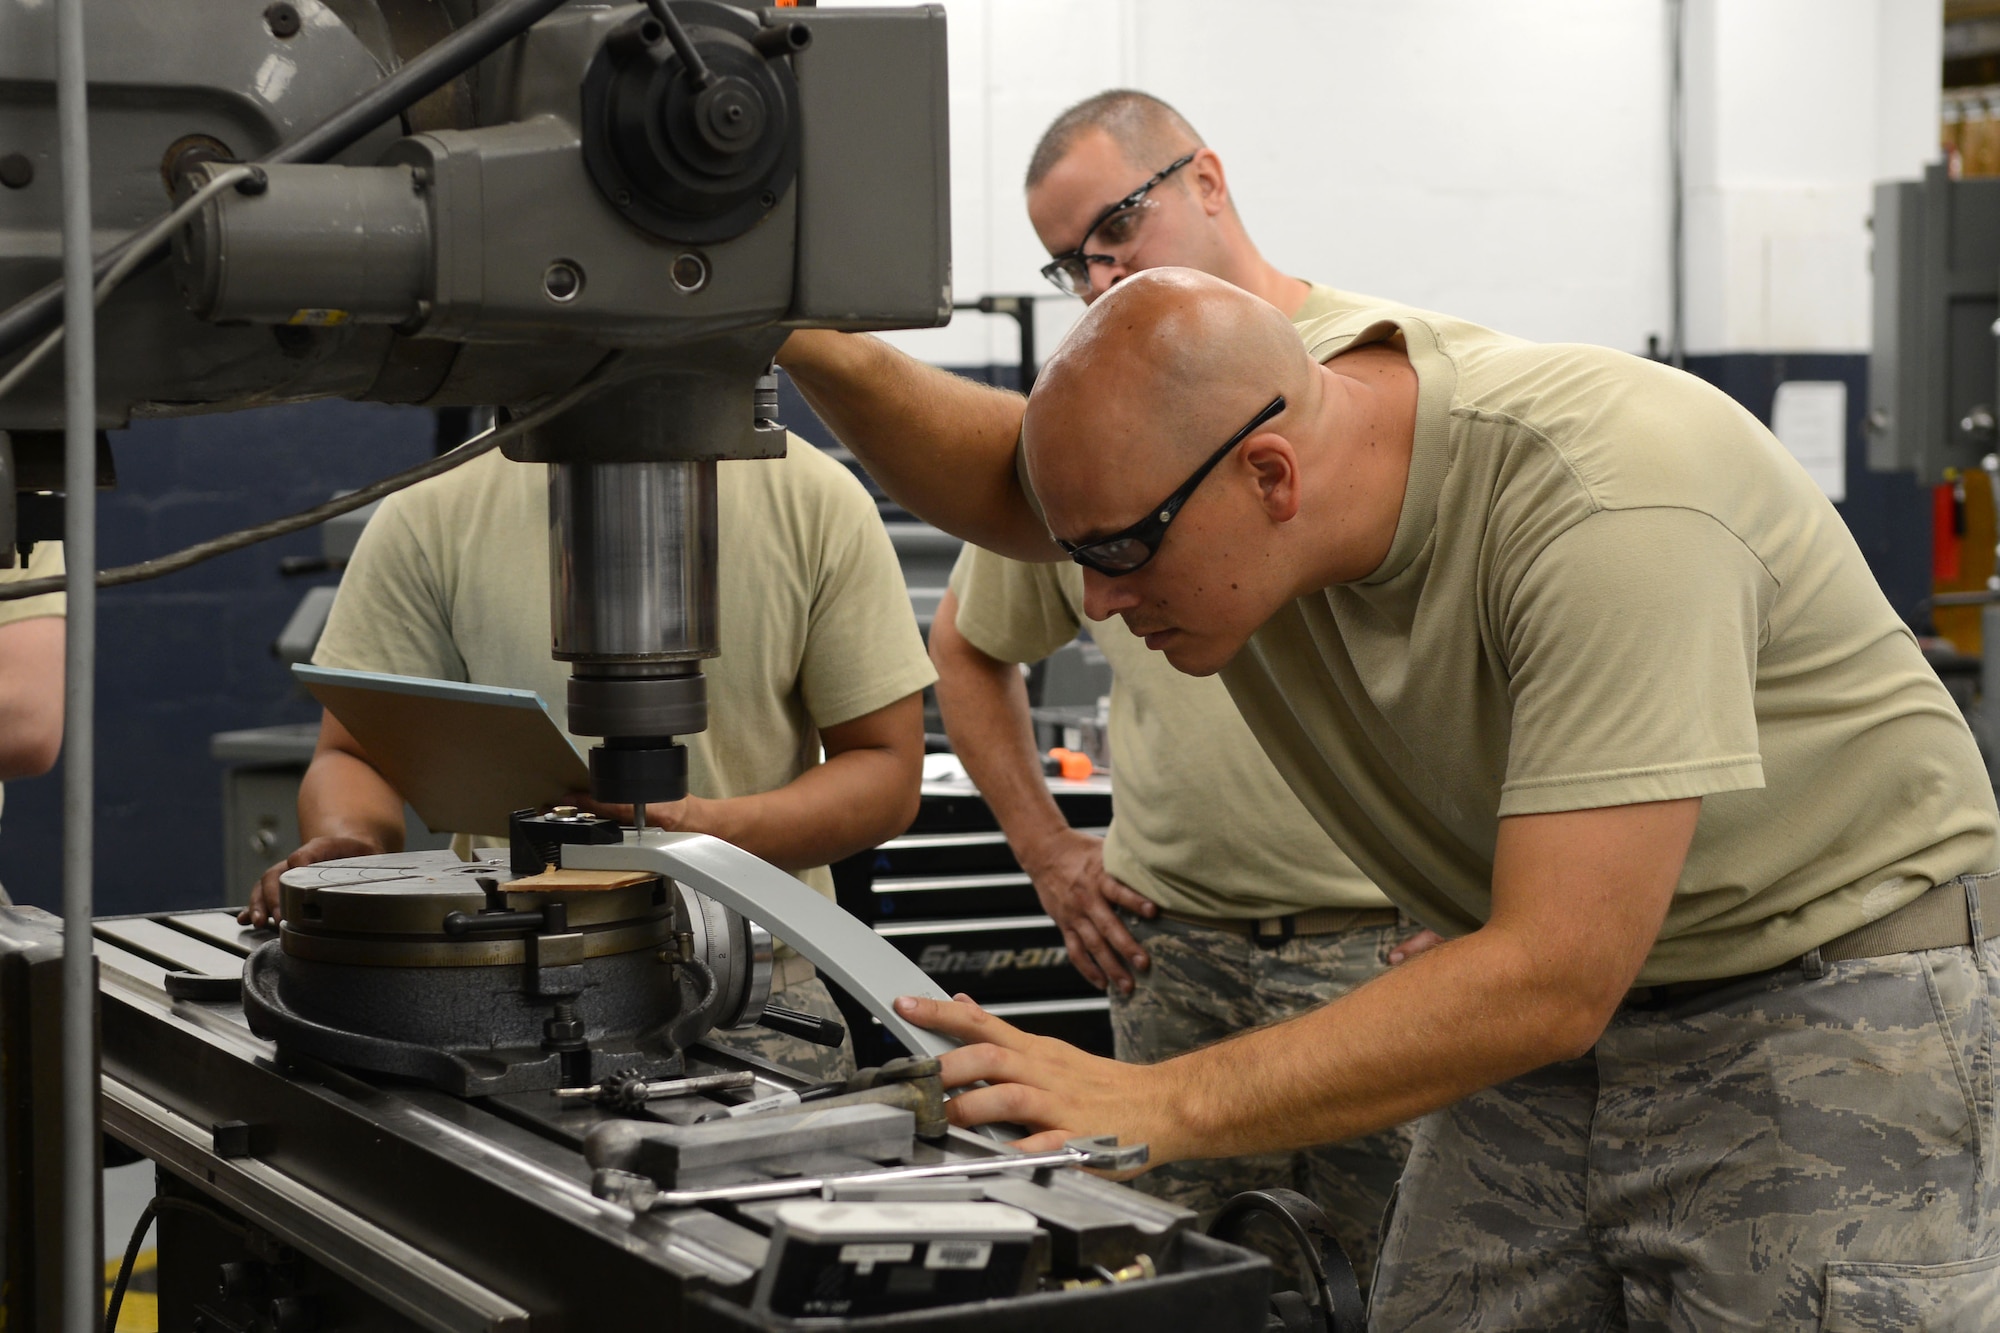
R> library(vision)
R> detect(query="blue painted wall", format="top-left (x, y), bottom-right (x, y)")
top-left (0, 400), bottom-right (433, 916)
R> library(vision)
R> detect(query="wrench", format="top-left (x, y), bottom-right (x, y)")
top-left (554, 1069), bottom-right (755, 1109)
top-left (594, 1134), bottom-right (1147, 1212)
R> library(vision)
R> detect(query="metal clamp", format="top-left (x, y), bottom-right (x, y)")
top-left (442, 901), bottom-right (566, 936)
top-left (553, 1068), bottom-right (753, 1110)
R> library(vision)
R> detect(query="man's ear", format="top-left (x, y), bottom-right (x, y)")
top-left (1242, 434), bottom-right (1302, 523)
top-left (1191, 147), bottom-right (1228, 217)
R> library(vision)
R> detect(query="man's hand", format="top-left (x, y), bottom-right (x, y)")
top-left (243, 712), bottom-right (412, 927)
top-left (894, 992), bottom-right (1176, 1166)
top-left (567, 793), bottom-right (697, 834)
top-left (240, 834), bottom-right (385, 928)
top-left (927, 588), bottom-right (1155, 991)
top-left (1388, 928), bottom-right (1445, 965)
top-left (1020, 829), bottom-right (1157, 995)
top-left (560, 694), bottom-right (921, 872)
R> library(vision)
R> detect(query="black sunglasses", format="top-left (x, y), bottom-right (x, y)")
top-left (1056, 395), bottom-right (1287, 576)
top-left (1038, 153), bottom-right (1196, 298)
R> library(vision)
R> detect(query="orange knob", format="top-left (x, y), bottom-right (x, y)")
top-left (1047, 747), bottom-right (1093, 781)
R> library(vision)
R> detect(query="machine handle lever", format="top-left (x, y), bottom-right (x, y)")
top-left (643, 0), bottom-right (716, 89)
top-left (442, 901), bottom-right (568, 936)
top-left (757, 1004), bottom-right (845, 1047)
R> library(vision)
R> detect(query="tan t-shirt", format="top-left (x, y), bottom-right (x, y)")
top-left (0, 543), bottom-right (66, 627)
top-left (949, 282), bottom-right (1389, 919)
top-left (950, 549), bottom-right (1389, 916)
top-left (316, 438), bottom-right (937, 900)
top-left (1216, 298), bottom-right (1998, 983)
top-left (1289, 282), bottom-right (1364, 326)
top-left (0, 542), bottom-right (64, 824)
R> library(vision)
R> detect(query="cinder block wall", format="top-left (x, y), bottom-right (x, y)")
top-left (0, 402), bottom-right (432, 914)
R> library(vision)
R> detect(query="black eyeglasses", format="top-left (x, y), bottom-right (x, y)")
top-left (1056, 395), bottom-right (1286, 576)
top-left (1038, 153), bottom-right (1196, 298)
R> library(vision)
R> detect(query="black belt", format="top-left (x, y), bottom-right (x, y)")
top-left (1155, 906), bottom-right (1402, 950)
top-left (1625, 873), bottom-right (2000, 1010)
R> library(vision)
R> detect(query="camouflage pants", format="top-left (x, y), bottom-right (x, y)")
top-left (1110, 911), bottom-right (1416, 1290)
top-left (699, 955), bottom-right (858, 1084)
top-left (1372, 935), bottom-right (2000, 1331)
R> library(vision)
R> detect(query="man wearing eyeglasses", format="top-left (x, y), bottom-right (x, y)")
top-left (781, 88), bottom-right (1370, 564)
top-left (868, 267), bottom-right (2000, 1328)
top-left (788, 91), bottom-right (1419, 1281)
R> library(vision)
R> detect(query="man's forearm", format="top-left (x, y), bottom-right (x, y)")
top-left (1164, 927), bottom-right (1596, 1161)
top-left (691, 747), bottom-right (916, 871)
top-left (1156, 799), bottom-right (1699, 1162)
top-left (0, 617), bottom-right (63, 779)
top-left (779, 331), bottom-right (1055, 561)
top-left (930, 604), bottom-right (1071, 860)
top-left (245, 729), bottom-right (413, 925)
top-left (914, 800), bottom-right (1691, 1156)
top-left (298, 748), bottom-right (407, 852)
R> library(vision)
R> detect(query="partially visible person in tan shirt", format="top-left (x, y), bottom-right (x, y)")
top-left (241, 439), bottom-right (936, 1078)
top-left (0, 541), bottom-right (66, 862)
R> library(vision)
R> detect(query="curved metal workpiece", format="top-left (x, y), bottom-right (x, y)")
top-left (565, 832), bottom-right (956, 1059)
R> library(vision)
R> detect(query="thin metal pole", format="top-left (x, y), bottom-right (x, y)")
top-left (1667, 0), bottom-right (1686, 369)
top-left (52, 0), bottom-right (99, 1327)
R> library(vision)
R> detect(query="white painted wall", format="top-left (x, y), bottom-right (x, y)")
top-left (1683, 0), bottom-right (1942, 352)
top-left (823, 0), bottom-right (1943, 364)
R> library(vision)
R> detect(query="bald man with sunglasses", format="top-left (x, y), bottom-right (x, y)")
top-left (785, 91), bottom-right (1424, 1283)
top-left (886, 267), bottom-right (2000, 1328)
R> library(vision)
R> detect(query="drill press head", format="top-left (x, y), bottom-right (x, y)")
top-left (0, 0), bottom-right (951, 817)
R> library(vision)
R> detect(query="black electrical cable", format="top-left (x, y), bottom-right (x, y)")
top-left (0, 369), bottom-right (610, 601)
top-left (103, 1195), bottom-right (250, 1333)
top-left (0, 166), bottom-right (257, 406)
top-left (101, 1198), bottom-right (154, 1333)
top-left (269, 0), bottom-right (571, 166)
top-left (0, 0), bottom-right (571, 365)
